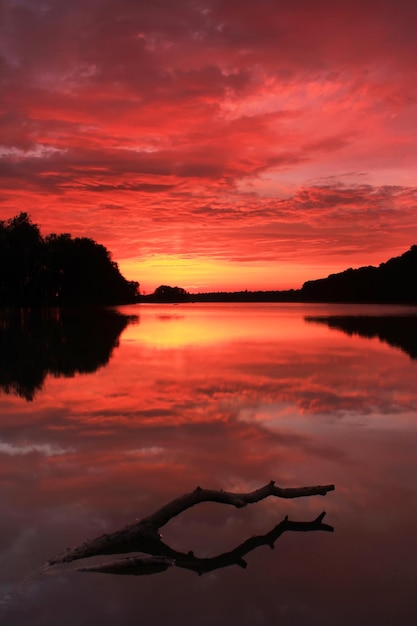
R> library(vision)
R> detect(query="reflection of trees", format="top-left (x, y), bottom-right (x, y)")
top-left (48, 481), bottom-right (334, 577)
top-left (0, 308), bottom-right (138, 401)
top-left (305, 315), bottom-right (417, 360)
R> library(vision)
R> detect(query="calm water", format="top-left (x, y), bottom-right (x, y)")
top-left (1, 303), bottom-right (417, 625)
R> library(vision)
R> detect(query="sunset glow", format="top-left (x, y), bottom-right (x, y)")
top-left (1, 0), bottom-right (417, 292)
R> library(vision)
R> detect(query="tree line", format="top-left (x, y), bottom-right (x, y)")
top-left (188, 246), bottom-right (417, 304)
top-left (0, 213), bottom-right (139, 306)
top-left (1, 212), bottom-right (415, 306)
top-left (300, 245), bottom-right (417, 303)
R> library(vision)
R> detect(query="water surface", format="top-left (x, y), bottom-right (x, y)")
top-left (1, 303), bottom-right (417, 625)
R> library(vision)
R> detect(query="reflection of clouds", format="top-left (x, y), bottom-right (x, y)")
top-left (124, 446), bottom-right (166, 458)
top-left (121, 305), bottom-right (314, 348)
top-left (1, 307), bottom-right (417, 560)
top-left (1, 319), bottom-right (417, 465)
top-left (0, 440), bottom-right (73, 457)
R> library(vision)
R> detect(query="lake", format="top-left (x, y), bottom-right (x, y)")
top-left (1, 302), bottom-right (417, 625)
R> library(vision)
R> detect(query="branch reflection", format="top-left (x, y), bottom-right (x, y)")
top-left (77, 511), bottom-right (333, 577)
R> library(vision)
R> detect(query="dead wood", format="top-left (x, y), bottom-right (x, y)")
top-left (76, 511), bottom-right (333, 576)
top-left (48, 480), bottom-right (334, 566)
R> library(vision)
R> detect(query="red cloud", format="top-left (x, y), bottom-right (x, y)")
top-left (1, 0), bottom-right (417, 290)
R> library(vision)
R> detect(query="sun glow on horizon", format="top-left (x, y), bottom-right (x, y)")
top-left (119, 254), bottom-right (338, 294)
top-left (1, 0), bottom-right (417, 288)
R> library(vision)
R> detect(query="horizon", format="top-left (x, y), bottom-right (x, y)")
top-left (1, 1), bottom-right (417, 292)
top-left (137, 242), bottom-right (417, 295)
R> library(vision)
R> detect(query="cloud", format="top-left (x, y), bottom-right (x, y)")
top-left (0, 440), bottom-right (73, 457)
top-left (1, 0), bottom-right (417, 291)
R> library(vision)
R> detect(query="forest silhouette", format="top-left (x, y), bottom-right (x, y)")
top-left (1, 212), bottom-right (416, 304)
top-left (182, 245), bottom-right (417, 303)
top-left (0, 213), bottom-right (139, 306)
top-left (300, 245), bottom-right (417, 303)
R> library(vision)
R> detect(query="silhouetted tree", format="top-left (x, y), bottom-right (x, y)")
top-left (152, 285), bottom-right (189, 302)
top-left (44, 233), bottom-right (139, 305)
top-left (301, 245), bottom-right (417, 303)
top-left (0, 212), bottom-right (44, 305)
top-left (0, 213), bottom-right (140, 306)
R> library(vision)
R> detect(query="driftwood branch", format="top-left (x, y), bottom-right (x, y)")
top-left (76, 511), bottom-right (333, 577)
top-left (48, 481), bottom-right (334, 566)
top-left (141, 481), bottom-right (335, 528)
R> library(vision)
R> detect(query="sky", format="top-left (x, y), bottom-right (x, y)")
top-left (1, 0), bottom-right (417, 293)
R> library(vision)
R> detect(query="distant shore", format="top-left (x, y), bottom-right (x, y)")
top-left (2, 213), bottom-right (416, 307)
top-left (141, 244), bottom-right (417, 305)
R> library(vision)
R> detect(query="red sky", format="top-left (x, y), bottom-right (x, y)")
top-left (1, 0), bottom-right (417, 293)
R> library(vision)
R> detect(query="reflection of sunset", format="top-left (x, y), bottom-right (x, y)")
top-left (1, 305), bottom-right (417, 622)
top-left (121, 303), bottom-right (331, 348)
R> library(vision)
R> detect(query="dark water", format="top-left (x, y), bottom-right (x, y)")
top-left (1, 303), bottom-right (417, 625)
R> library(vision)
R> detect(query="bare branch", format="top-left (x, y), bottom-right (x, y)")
top-left (142, 481), bottom-right (335, 529)
top-left (76, 511), bottom-right (333, 577)
top-left (48, 481), bottom-right (334, 566)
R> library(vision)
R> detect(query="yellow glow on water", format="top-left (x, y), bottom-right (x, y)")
top-left (120, 303), bottom-right (331, 349)
top-left (122, 311), bottom-right (232, 348)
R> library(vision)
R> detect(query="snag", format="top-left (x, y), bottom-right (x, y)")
top-left (48, 481), bottom-right (335, 576)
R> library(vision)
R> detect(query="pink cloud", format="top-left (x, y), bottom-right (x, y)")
top-left (1, 0), bottom-right (417, 290)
